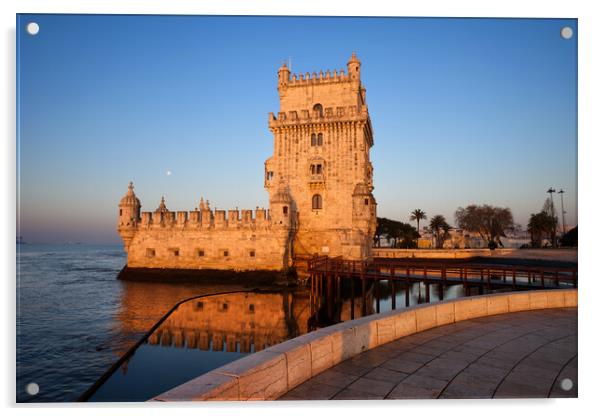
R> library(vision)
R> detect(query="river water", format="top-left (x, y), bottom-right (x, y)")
top-left (16, 244), bottom-right (470, 402)
top-left (17, 244), bottom-right (266, 402)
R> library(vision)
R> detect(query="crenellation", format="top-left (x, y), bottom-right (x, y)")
top-left (227, 209), bottom-right (239, 226)
top-left (189, 210), bottom-right (200, 225)
top-left (176, 211), bottom-right (187, 227)
top-left (214, 210), bottom-right (226, 228)
top-left (141, 212), bottom-right (152, 226)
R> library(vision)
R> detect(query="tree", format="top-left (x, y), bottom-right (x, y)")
top-left (528, 211), bottom-right (557, 247)
top-left (429, 215), bottom-right (450, 249)
top-left (374, 217), bottom-right (388, 247)
top-left (455, 204), bottom-right (514, 248)
top-left (374, 217), bottom-right (420, 248)
top-left (560, 226), bottom-right (577, 247)
top-left (409, 209), bottom-right (427, 236)
top-left (541, 198), bottom-right (559, 247)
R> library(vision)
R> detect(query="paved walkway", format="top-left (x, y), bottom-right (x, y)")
top-left (279, 308), bottom-right (577, 400)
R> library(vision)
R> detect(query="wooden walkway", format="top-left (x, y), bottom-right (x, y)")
top-left (307, 257), bottom-right (577, 322)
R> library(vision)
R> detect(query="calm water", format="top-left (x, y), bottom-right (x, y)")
top-left (16, 244), bottom-right (470, 402)
top-left (16, 244), bottom-right (265, 402)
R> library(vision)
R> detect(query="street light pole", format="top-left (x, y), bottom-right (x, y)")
top-left (547, 187), bottom-right (556, 217)
top-left (547, 188), bottom-right (557, 247)
top-left (558, 189), bottom-right (567, 235)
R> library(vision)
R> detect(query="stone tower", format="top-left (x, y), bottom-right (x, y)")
top-left (266, 52), bottom-right (377, 261)
top-left (118, 182), bottom-right (141, 251)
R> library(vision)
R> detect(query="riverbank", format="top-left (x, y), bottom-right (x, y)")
top-left (373, 248), bottom-right (577, 264)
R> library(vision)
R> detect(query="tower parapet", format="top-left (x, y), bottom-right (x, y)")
top-left (131, 201), bottom-right (276, 231)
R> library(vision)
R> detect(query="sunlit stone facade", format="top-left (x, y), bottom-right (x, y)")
top-left (118, 53), bottom-right (377, 273)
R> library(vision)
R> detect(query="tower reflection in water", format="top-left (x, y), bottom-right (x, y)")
top-left (90, 287), bottom-right (312, 402)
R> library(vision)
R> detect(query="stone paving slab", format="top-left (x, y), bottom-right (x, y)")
top-left (278, 308), bottom-right (577, 400)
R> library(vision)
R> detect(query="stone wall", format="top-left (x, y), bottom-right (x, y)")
top-left (126, 224), bottom-right (292, 272)
top-left (151, 289), bottom-right (577, 401)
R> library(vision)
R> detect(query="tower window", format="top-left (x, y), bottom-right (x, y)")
top-left (283, 206), bottom-right (288, 215)
top-left (223, 250), bottom-right (229, 257)
top-left (311, 133), bottom-right (323, 147)
top-left (197, 249), bottom-right (205, 257)
top-left (364, 198), bottom-right (369, 205)
top-left (316, 164), bottom-right (322, 174)
top-left (119, 209), bottom-right (122, 216)
top-left (249, 250), bottom-right (256, 257)
top-left (312, 194), bottom-right (323, 210)
top-left (313, 103), bottom-right (323, 117)
top-left (146, 248), bottom-right (155, 257)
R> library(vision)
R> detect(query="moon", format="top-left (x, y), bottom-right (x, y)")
top-left (166, 170), bottom-right (172, 176)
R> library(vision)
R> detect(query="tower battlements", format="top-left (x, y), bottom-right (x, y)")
top-left (286, 68), bottom-right (352, 86)
top-left (268, 105), bottom-right (369, 128)
top-left (134, 203), bottom-right (278, 231)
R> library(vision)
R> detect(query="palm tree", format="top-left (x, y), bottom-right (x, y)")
top-left (410, 209), bottom-right (427, 236)
top-left (429, 214), bottom-right (450, 249)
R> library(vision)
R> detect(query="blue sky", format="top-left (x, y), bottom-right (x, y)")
top-left (17, 15), bottom-right (577, 243)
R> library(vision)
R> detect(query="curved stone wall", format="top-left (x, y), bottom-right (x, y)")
top-left (150, 289), bottom-right (577, 401)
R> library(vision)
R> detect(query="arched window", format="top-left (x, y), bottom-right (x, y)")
top-left (317, 133), bottom-right (323, 146)
top-left (311, 133), bottom-right (316, 146)
top-left (313, 103), bottom-right (323, 117)
top-left (312, 194), bottom-right (323, 210)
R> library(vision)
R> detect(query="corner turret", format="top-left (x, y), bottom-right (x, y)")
top-left (269, 183), bottom-right (294, 228)
top-left (347, 51), bottom-right (361, 83)
top-left (352, 182), bottom-right (376, 235)
top-left (118, 182), bottom-right (141, 250)
top-left (277, 62), bottom-right (290, 96)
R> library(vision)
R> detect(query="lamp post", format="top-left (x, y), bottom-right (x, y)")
top-left (558, 189), bottom-right (567, 235)
top-left (547, 188), bottom-right (557, 247)
top-left (547, 188), bottom-right (556, 217)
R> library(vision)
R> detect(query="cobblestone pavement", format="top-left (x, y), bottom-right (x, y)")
top-left (279, 308), bottom-right (577, 400)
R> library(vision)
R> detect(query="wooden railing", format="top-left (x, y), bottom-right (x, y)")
top-left (307, 255), bottom-right (577, 325)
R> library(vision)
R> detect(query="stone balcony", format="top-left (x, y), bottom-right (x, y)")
top-left (308, 173), bottom-right (325, 183)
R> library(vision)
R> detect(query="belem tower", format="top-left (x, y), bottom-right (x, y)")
top-left (118, 53), bottom-right (377, 275)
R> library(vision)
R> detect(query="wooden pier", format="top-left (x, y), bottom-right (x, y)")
top-left (307, 256), bottom-right (577, 324)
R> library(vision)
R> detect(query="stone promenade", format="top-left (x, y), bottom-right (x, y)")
top-left (278, 308), bottom-right (577, 400)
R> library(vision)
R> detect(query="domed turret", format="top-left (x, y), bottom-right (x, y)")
top-left (278, 62), bottom-right (290, 96)
top-left (270, 187), bottom-right (293, 204)
top-left (118, 182), bottom-right (141, 250)
top-left (270, 184), bottom-right (294, 227)
top-left (352, 182), bottom-right (376, 235)
top-left (347, 51), bottom-right (361, 82)
top-left (120, 181), bottom-right (141, 207)
top-left (352, 182), bottom-right (372, 196)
